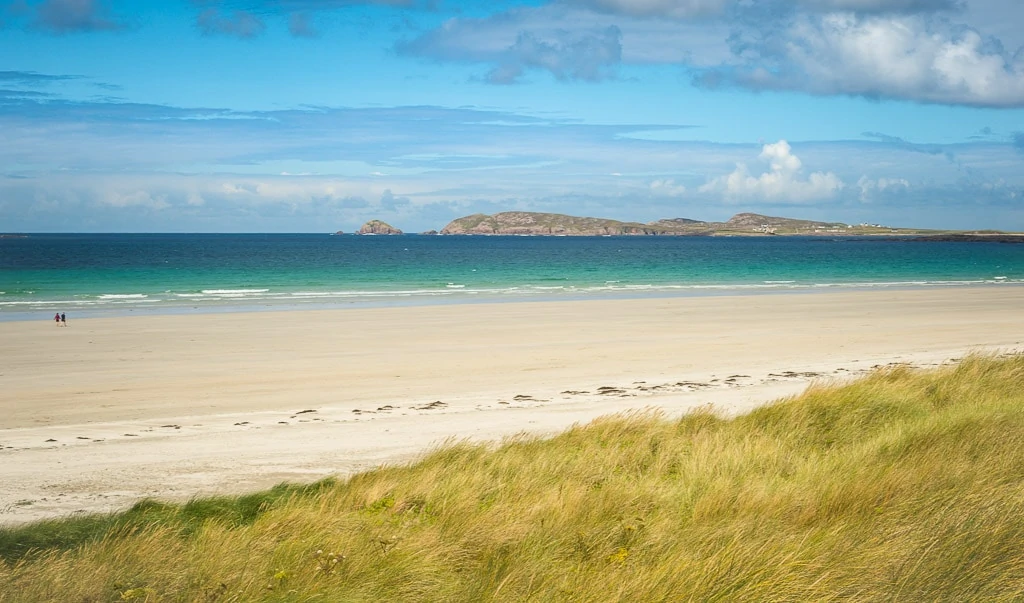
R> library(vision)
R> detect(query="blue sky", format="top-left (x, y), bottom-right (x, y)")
top-left (1, 0), bottom-right (1022, 232)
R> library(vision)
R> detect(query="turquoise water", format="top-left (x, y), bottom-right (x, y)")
top-left (1, 234), bottom-right (1022, 320)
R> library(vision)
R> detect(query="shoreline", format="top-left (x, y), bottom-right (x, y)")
top-left (2, 280), bottom-right (1022, 324)
top-left (1, 287), bottom-right (1022, 525)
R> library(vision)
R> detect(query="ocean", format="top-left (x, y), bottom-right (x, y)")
top-left (1, 234), bottom-right (1022, 320)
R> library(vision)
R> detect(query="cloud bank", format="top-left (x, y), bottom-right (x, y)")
top-left (8, 0), bottom-right (124, 33)
top-left (1, 80), bottom-right (1021, 231)
top-left (563, 0), bottom-right (731, 18)
top-left (701, 13), bottom-right (1024, 108)
top-left (186, 0), bottom-right (429, 38)
top-left (563, 0), bottom-right (960, 16)
top-left (196, 8), bottom-right (266, 38)
top-left (396, 1), bottom-right (1024, 107)
top-left (485, 26), bottom-right (622, 84)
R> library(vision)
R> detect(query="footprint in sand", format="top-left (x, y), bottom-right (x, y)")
top-left (415, 401), bottom-right (447, 410)
top-left (769, 371), bottom-right (822, 378)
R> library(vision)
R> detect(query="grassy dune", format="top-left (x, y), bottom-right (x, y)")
top-left (3, 355), bottom-right (1024, 601)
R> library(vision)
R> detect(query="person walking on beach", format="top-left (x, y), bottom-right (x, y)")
top-left (54, 312), bottom-right (60, 326)
top-left (60, 312), bottom-right (66, 327)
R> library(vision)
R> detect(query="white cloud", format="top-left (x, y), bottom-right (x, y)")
top-left (100, 190), bottom-right (171, 210)
top-left (221, 182), bottom-right (259, 195)
top-left (649, 178), bottom-right (687, 196)
top-left (699, 140), bottom-right (844, 203)
top-left (703, 13), bottom-right (1024, 108)
top-left (857, 176), bottom-right (910, 201)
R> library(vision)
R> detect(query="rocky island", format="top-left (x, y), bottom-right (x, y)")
top-left (357, 220), bottom-right (403, 235)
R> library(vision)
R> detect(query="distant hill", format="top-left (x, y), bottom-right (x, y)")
top-left (439, 212), bottom-right (684, 236)
top-left (439, 212), bottom-right (929, 236)
top-left (715, 213), bottom-right (850, 234)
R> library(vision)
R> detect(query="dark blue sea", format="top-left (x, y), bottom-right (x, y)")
top-left (1, 234), bottom-right (1022, 320)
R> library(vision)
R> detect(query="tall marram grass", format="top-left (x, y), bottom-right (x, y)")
top-left (3, 354), bottom-right (1024, 601)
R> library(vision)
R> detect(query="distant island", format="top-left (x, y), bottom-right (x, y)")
top-left (357, 220), bottom-right (403, 235)
top-left (440, 212), bottom-right (933, 236)
top-left (336, 212), bottom-right (1022, 238)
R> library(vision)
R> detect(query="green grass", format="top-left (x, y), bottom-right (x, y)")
top-left (2, 354), bottom-right (1024, 601)
top-left (0, 479), bottom-right (337, 565)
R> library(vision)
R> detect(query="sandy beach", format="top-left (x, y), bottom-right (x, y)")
top-left (1, 287), bottom-right (1021, 526)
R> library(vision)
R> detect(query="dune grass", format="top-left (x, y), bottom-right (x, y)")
top-left (2, 354), bottom-right (1024, 601)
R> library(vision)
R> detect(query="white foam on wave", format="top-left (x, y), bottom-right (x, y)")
top-left (446, 283), bottom-right (466, 289)
top-left (0, 299), bottom-right (100, 307)
top-left (98, 294), bottom-right (149, 300)
top-left (286, 289), bottom-right (463, 299)
top-left (201, 289), bottom-right (271, 295)
top-left (854, 280), bottom-right (955, 287)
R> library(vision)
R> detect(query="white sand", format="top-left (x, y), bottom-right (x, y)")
top-left (1, 287), bottom-right (1022, 525)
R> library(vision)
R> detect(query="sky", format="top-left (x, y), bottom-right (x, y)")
top-left (1, 0), bottom-right (1023, 232)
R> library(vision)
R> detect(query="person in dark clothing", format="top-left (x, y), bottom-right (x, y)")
top-left (60, 312), bottom-right (66, 326)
